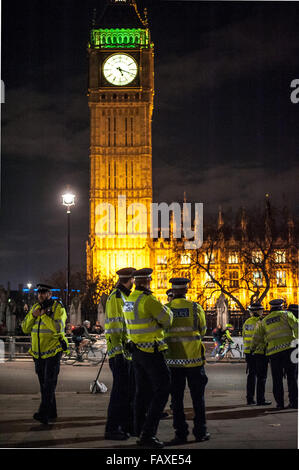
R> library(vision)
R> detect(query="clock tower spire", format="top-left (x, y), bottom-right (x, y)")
top-left (87, 0), bottom-right (154, 279)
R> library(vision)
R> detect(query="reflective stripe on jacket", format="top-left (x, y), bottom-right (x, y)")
top-left (122, 289), bottom-right (173, 353)
top-left (21, 301), bottom-right (68, 359)
top-left (164, 298), bottom-right (207, 368)
top-left (105, 287), bottom-right (129, 359)
top-left (251, 310), bottom-right (298, 356)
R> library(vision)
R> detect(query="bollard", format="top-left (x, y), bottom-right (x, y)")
top-left (8, 336), bottom-right (15, 361)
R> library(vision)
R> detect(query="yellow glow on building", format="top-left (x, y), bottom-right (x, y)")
top-left (86, 1), bottom-right (298, 309)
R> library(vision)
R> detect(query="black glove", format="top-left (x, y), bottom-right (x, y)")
top-left (125, 341), bottom-right (134, 353)
top-left (41, 299), bottom-right (54, 316)
top-left (59, 337), bottom-right (68, 351)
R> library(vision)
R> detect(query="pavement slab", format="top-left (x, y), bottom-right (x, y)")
top-left (0, 391), bottom-right (297, 449)
top-left (0, 361), bottom-right (297, 450)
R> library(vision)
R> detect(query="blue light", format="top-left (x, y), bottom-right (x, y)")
top-left (23, 288), bottom-right (80, 293)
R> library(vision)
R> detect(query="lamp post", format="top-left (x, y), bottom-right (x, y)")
top-left (27, 282), bottom-right (32, 305)
top-left (62, 191), bottom-right (76, 313)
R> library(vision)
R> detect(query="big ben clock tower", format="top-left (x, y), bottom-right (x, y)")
top-left (87, 0), bottom-right (154, 279)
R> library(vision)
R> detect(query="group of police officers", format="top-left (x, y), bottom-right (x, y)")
top-left (104, 267), bottom-right (299, 448)
top-left (21, 274), bottom-right (298, 448)
top-left (104, 267), bottom-right (209, 448)
top-left (242, 299), bottom-right (298, 410)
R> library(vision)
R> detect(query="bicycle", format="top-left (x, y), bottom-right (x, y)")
top-left (215, 341), bottom-right (242, 361)
top-left (62, 337), bottom-right (107, 366)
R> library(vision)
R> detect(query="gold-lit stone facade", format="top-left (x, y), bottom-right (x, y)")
top-left (86, 1), bottom-right (153, 279)
top-left (87, 1), bottom-right (298, 310)
top-left (149, 235), bottom-right (298, 308)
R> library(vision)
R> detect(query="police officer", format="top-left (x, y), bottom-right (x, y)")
top-left (165, 278), bottom-right (210, 445)
top-left (104, 267), bottom-right (136, 441)
top-left (166, 289), bottom-right (174, 303)
top-left (287, 304), bottom-right (299, 319)
top-left (243, 302), bottom-right (271, 406)
top-left (21, 284), bottom-right (69, 425)
top-left (287, 304), bottom-right (299, 380)
top-left (252, 299), bottom-right (298, 409)
top-left (122, 268), bottom-right (173, 449)
top-left (161, 288), bottom-right (174, 420)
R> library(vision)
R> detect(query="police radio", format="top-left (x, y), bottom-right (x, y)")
top-left (40, 298), bottom-right (55, 316)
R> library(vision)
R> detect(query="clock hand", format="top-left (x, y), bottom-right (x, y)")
top-left (116, 67), bottom-right (124, 76)
top-left (119, 67), bottom-right (136, 76)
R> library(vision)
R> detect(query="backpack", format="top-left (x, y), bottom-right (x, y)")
top-left (72, 326), bottom-right (83, 336)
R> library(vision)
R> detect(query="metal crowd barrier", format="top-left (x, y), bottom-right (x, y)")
top-left (1, 334), bottom-right (215, 361)
top-left (0, 334), bottom-right (108, 361)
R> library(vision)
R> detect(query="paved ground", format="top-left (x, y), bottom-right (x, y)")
top-left (0, 360), bottom-right (297, 450)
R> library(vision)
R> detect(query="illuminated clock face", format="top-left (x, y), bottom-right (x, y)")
top-left (103, 54), bottom-right (138, 86)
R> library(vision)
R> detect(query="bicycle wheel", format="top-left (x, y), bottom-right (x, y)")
top-left (215, 350), bottom-right (225, 361)
top-left (87, 347), bottom-right (104, 365)
top-left (63, 344), bottom-right (79, 365)
top-left (225, 348), bottom-right (234, 359)
top-left (65, 352), bottom-right (78, 365)
top-left (230, 347), bottom-right (242, 359)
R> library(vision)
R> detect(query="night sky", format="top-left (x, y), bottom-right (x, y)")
top-left (1, 0), bottom-right (299, 288)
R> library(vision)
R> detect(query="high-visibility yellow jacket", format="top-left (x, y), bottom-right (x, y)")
top-left (22, 301), bottom-right (69, 359)
top-left (251, 310), bottom-right (298, 356)
top-left (243, 316), bottom-right (261, 354)
top-left (242, 316), bottom-right (266, 355)
top-left (221, 329), bottom-right (233, 344)
top-left (164, 298), bottom-right (207, 368)
top-left (122, 288), bottom-right (173, 353)
top-left (105, 285), bottom-right (130, 359)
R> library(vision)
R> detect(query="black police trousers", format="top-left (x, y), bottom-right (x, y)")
top-left (132, 345), bottom-right (170, 438)
top-left (170, 366), bottom-right (208, 439)
top-left (245, 353), bottom-right (269, 404)
top-left (255, 354), bottom-right (269, 404)
top-left (270, 348), bottom-right (298, 408)
top-left (34, 352), bottom-right (62, 418)
top-left (245, 353), bottom-right (256, 402)
top-left (106, 354), bottom-right (134, 434)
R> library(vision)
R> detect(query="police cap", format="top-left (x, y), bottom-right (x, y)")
top-left (36, 284), bottom-right (53, 293)
top-left (166, 289), bottom-right (173, 297)
top-left (116, 267), bottom-right (136, 278)
top-left (169, 278), bottom-right (190, 289)
top-left (248, 302), bottom-right (264, 311)
top-left (134, 268), bottom-right (153, 279)
top-left (269, 299), bottom-right (285, 308)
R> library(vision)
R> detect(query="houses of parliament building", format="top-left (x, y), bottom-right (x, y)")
top-left (86, 0), bottom-right (298, 311)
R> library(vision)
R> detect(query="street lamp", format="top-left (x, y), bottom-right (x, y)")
top-left (26, 282), bottom-right (32, 311)
top-left (27, 282), bottom-right (32, 305)
top-left (62, 191), bottom-right (76, 313)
